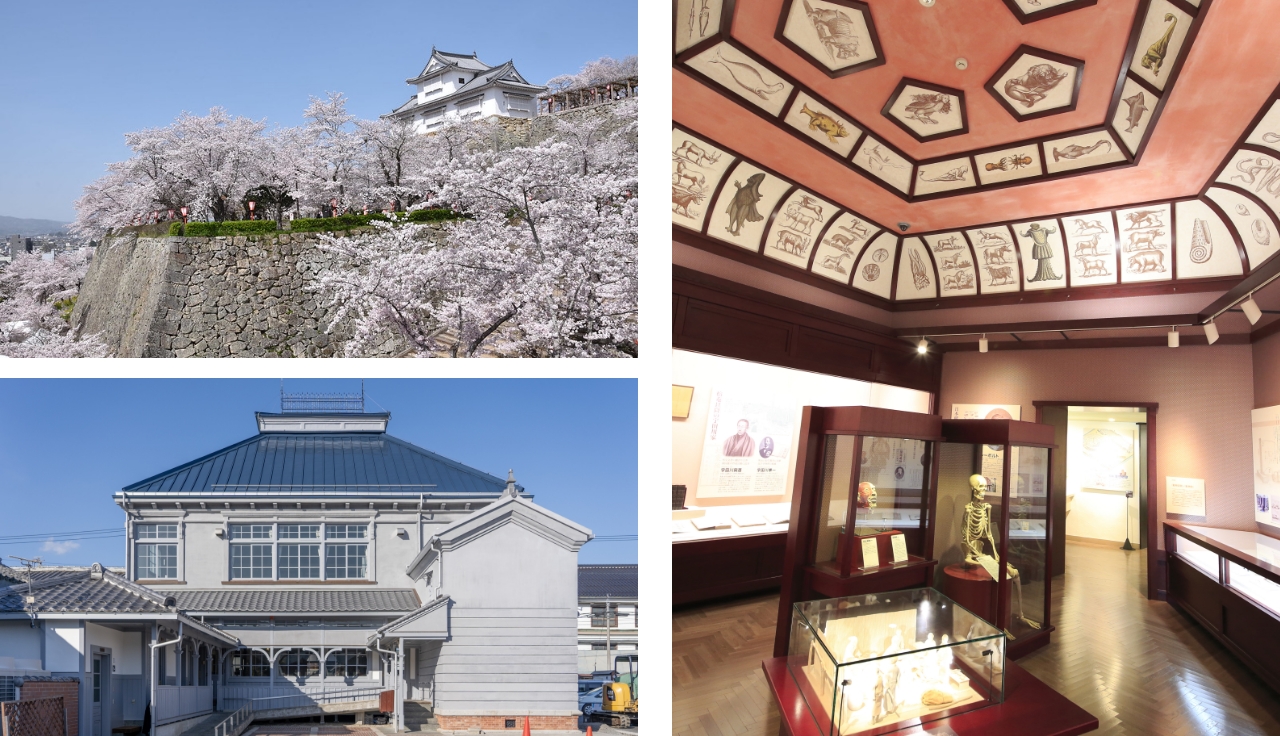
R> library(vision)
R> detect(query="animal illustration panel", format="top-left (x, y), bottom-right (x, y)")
top-left (685, 42), bottom-right (794, 116)
top-left (1174, 200), bottom-right (1243, 279)
top-left (884, 83), bottom-right (965, 139)
top-left (783, 91), bottom-right (862, 157)
top-left (810, 212), bottom-right (876, 283)
top-left (974, 146), bottom-right (1043, 186)
top-left (1064, 211), bottom-right (1118, 287)
top-left (851, 231), bottom-right (898, 299)
top-left (895, 238), bottom-right (938, 300)
top-left (966, 227), bottom-right (1022, 294)
top-left (1128, 0), bottom-right (1192, 92)
top-left (1009, 0), bottom-right (1083, 15)
top-left (1115, 203), bottom-right (1173, 283)
top-left (1012, 219), bottom-right (1067, 291)
top-left (764, 189), bottom-right (839, 269)
top-left (1204, 187), bottom-right (1280, 271)
top-left (1216, 149), bottom-right (1280, 227)
top-left (853, 136), bottom-right (912, 192)
top-left (671, 129), bottom-right (735, 232)
top-left (1043, 130), bottom-right (1126, 174)
top-left (924, 233), bottom-right (977, 297)
top-left (674, 0), bottom-right (725, 54)
top-left (989, 49), bottom-right (1080, 117)
top-left (914, 157), bottom-right (975, 196)
top-left (1244, 100), bottom-right (1280, 156)
top-left (1110, 76), bottom-right (1158, 156)
top-left (780, 0), bottom-right (879, 75)
top-left (706, 161), bottom-right (792, 251)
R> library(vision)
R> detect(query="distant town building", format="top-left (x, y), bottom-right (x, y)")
top-left (386, 48), bottom-right (548, 134)
top-left (8, 234), bottom-right (31, 258)
top-left (577, 564), bottom-right (637, 674)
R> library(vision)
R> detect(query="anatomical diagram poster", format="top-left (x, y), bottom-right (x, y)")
top-left (1253, 405), bottom-right (1280, 527)
top-left (1080, 426), bottom-right (1136, 492)
top-left (696, 387), bottom-right (795, 499)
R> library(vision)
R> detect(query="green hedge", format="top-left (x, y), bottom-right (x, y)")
top-left (167, 209), bottom-right (461, 236)
top-left (168, 219), bottom-right (278, 237)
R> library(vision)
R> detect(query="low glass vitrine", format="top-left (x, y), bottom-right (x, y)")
top-left (787, 588), bottom-right (1006, 735)
top-left (933, 419), bottom-right (1056, 657)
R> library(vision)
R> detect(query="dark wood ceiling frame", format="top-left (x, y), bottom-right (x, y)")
top-left (880, 78), bottom-right (969, 143)
top-left (773, 0), bottom-right (885, 79)
top-left (939, 333), bottom-right (1248, 351)
top-left (985, 45), bottom-right (1087, 122)
top-left (1001, 0), bottom-right (1099, 25)
top-left (672, 0), bottom-right (1213, 204)
top-left (895, 313), bottom-right (1203, 341)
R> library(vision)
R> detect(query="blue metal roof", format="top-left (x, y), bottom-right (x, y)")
top-left (120, 432), bottom-right (513, 496)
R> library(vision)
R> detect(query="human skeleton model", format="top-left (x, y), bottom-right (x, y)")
top-left (962, 474), bottom-right (1041, 631)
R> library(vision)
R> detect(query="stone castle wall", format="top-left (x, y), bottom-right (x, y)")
top-left (70, 230), bottom-right (431, 358)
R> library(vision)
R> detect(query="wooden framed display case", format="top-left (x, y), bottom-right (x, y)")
top-left (785, 588), bottom-right (1007, 736)
top-left (935, 420), bottom-right (1057, 658)
top-left (774, 406), bottom-right (944, 657)
top-left (1165, 522), bottom-right (1280, 693)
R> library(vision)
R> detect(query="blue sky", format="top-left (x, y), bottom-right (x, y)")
top-left (0, 379), bottom-right (637, 567)
top-left (0, 1), bottom-right (637, 222)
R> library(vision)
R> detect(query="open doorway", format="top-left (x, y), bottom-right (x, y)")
top-left (1036, 402), bottom-right (1161, 600)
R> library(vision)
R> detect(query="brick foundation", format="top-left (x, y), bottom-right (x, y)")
top-left (19, 679), bottom-right (80, 736)
top-left (434, 714), bottom-right (578, 731)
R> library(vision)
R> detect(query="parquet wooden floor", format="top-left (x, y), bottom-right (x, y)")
top-left (672, 543), bottom-right (1280, 736)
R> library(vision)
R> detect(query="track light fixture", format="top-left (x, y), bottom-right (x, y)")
top-left (979, 334), bottom-right (988, 353)
top-left (1204, 320), bottom-right (1219, 345)
top-left (917, 339), bottom-right (928, 354)
top-left (1243, 295), bottom-right (1263, 325)
top-left (1167, 326), bottom-right (1179, 348)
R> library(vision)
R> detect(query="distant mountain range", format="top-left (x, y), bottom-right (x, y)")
top-left (0, 215), bottom-right (68, 237)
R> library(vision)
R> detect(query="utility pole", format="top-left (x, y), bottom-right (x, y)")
top-left (605, 594), bottom-right (611, 672)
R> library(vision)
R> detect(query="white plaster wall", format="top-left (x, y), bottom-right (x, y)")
top-left (672, 349), bottom-right (933, 504)
top-left (86, 623), bottom-right (142, 675)
top-left (1065, 419), bottom-right (1142, 543)
top-left (46, 622), bottom-right (83, 672)
top-left (0, 620), bottom-right (43, 666)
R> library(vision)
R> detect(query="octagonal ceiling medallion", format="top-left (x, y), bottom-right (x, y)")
top-left (775, 0), bottom-right (884, 78)
top-left (985, 45), bottom-right (1085, 121)
top-left (881, 78), bottom-right (968, 143)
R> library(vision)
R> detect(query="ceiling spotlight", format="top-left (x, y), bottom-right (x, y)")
top-left (979, 334), bottom-right (988, 353)
top-left (1243, 295), bottom-right (1263, 325)
top-left (1204, 320), bottom-right (1219, 345)
top-left (1168, 327), bottom-right (1179, 348)
top-left (955, 58), bottom-right (969, 70)
top-left (920, 0), bottom-right (936, 5)
top-left (917, 339), bottom-right (928, 354)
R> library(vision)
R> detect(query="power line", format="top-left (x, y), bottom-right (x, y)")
top-left (0, 529), bottom-right (124, 543)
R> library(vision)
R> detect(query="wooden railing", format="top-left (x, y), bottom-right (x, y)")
top-left (211, 703), bottom-right (251, 736)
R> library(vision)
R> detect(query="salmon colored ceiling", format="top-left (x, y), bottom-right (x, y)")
top-left (673, 0), bottom-right (1280, 233)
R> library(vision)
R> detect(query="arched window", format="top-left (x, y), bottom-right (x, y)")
top-left (278, 649), bottom-right (319, 677)
top-left (324, 650), bottom-right (369, 678)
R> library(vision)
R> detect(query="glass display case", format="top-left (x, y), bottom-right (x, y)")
top-left (774, 406), bottom-right (943, 658)
top-left (933, 419), bottom-right (1056, 657)
top-left (787, 588), bottom-right (1006, 735)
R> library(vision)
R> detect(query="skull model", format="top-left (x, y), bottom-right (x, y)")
top-left (857, 481), bottom-right (878, 509)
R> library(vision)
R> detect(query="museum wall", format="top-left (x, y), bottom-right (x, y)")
top-left (939, 345), bottom-right (1257, 548)
top-left (1253, 329), bottom-right (1280, 409)
top-left (1065, 418), bottom-right (1142, 544)
top-left (672, 349), bottom-right (932, 506)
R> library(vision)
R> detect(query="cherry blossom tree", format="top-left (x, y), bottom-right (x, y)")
top-left (0, 251), bottom-right (109, 358)
top-left (313, 101), bottom-right (637, 357)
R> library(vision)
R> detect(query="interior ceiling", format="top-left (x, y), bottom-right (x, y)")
top-left (673, 0), bottom-right (1280, 347)
top-left (673, 0), bottom-right (1280, 231)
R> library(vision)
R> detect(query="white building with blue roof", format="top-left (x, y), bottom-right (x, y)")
top-left (0, 399), bottom-right (592, 735)
top-left (385, 48), bottom-right (548, 134)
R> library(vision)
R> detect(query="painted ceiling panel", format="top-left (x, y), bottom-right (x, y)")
top-left (763, 189), bottom-right (840, 268)
top-left (810, 211), bottom-right (877, 283)
top-left (707, 161), bottom-right (792, 250)
top-left (852, 231), bottom-right (898, 298)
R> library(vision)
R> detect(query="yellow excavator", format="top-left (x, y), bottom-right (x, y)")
top-left (599, 654), bottom-right (638, 728)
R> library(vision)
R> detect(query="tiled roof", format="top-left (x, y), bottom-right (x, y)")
top-left (121, 432), bottom-right (512, 496)
top-left (170, 589), bottom-right (420, 614)
top-left (0, 565), bottom-right (173, 614)
top-left (579, 565), bottom-right (637, 599)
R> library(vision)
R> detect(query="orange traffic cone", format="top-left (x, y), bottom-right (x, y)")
top-left (522, 715), bottom-right (531, 736)
top-left (585, 728), bottom-right (593, 736)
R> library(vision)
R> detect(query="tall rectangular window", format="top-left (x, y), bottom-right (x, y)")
top-left (137, 524), bottom-right (178, 539)
top-left (231, 544), bottom-right (272, 579)
top-left (591, 603), bottom-right (618, 628)
top-left (278, 544), bottom-right (320, 579)
top-left (325, 544), bottom-right (368, 579)
top-left (137, 544), bottom-right (178, 579)
top-left (229, 524), bottom-right (272, 540)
